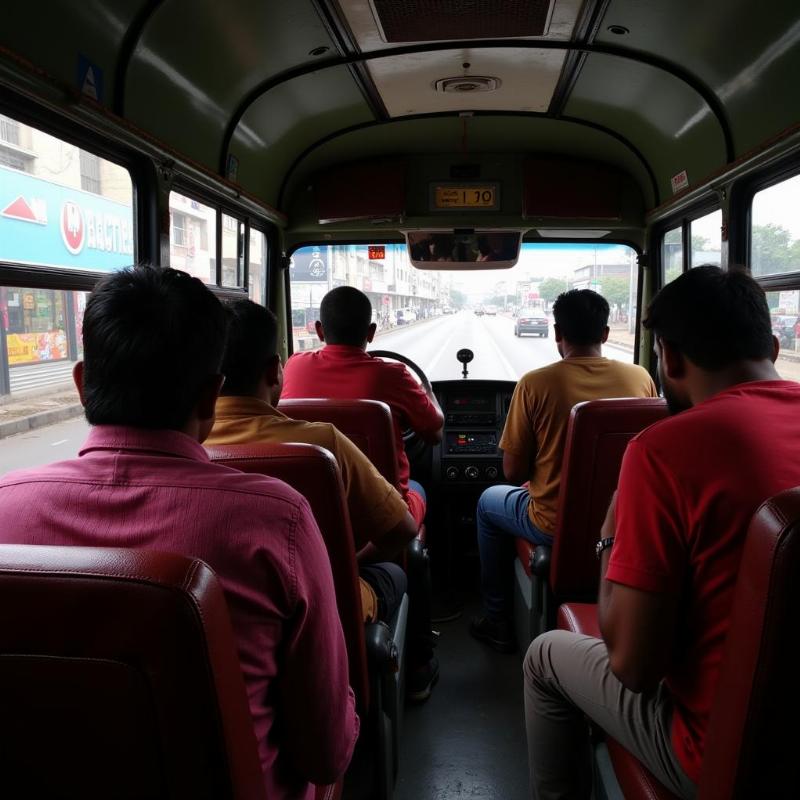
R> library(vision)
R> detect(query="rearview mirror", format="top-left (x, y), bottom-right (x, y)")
top-left (406, 231), bottom-right (521, 270)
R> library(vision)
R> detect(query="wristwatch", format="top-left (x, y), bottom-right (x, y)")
top-left (595, 537), bottom-right (615, 560)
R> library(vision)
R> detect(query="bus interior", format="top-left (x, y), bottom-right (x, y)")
top-left (0, 1), bottom-right (799, 798)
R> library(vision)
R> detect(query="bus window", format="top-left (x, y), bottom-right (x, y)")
top-left (221, 213), bottom-right (243, 288)
top-left (0, 113), bottom-right (134, 272)
top-left (662, 225), bottom-right (684, 285)
top-left (751, 174), bottom-right (800, 277)
top-left (0, 113), bottom-right (131, 406)
top-left (169, 191), bottom-right (216, 284)
top-left (289, 242), bottom-right (639, 381)
top-left (248, 229), bottom-right (267, 305)
top-left (690, 209), bottom-right (722, 267)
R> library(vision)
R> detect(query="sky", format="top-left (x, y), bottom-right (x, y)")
top-left (450, 243), bottom-right (637, 294)
top-left (752, 173), bottom-right (800, 238)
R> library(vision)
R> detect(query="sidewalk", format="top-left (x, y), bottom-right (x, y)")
top-left (0, 387), bottom-right (83, 440)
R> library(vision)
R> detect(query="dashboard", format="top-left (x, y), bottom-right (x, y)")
top-left (432, 379), bottom-right (516, 487)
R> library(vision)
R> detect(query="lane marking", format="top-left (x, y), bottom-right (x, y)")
top-left (482, 318), bottom-right (519, 381)
top-left (423, 317), bottom-right (461, 378)
top-left (50, 439), bottom-right (68, 446)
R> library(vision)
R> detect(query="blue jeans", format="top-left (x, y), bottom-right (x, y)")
top-left (477, 485), bottom-right (552, 622)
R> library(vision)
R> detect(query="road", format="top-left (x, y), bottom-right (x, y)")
top-left (371, 310), bottom-right (632, 382)
top-left (0, 312), bottom-right (633, 474)
top-left (0, 415), bottom-right (90, 474)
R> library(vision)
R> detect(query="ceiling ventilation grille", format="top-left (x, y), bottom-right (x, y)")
top-left (369, 0), bottom-right (554, 42)
top-left (434, 76), bottom-right (501, 93)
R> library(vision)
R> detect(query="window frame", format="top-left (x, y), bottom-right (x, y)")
top-left (651, 195), bottom-right (722, 290)
top-left (0, 91), bottom-right (151, 292)
top-left (731, 158), bottom-right (800, 291)
top-left (168, 178), bottom-right (276, 304)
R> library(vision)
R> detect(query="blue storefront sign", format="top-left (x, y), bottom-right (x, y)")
top-left (0, 165), bottom-right (134, 271)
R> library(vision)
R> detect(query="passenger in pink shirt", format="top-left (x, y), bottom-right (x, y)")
top-left (0, 267), bottom-right (357, 799)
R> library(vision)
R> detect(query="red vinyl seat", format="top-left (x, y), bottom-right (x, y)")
top-left (207, 441), bottom-right (404, 800)
top-left (514, 397), bottom-right (668, 648)
top-left (279, 397), bottom-right (427, 545)
top-left (556, 485), bottom-right (800, 800)
top-left (278, 398), bottom-right (399, 487)
top-left (207, 441), bottom-right (369, 712)
top-left (0, 545), bottom-right (267, 799)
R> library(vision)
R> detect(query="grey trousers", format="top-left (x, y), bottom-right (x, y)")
top-left (523, 630), bottom-right (697, 800)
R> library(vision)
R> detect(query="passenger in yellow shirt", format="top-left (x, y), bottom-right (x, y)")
top-left (207, 299), bottom-right (439, 701)
top-left (470, 289), bottom-right (657, 653)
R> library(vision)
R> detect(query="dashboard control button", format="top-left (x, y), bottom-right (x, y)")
top-left (485, 466), bottom-right (498, 480)
top-left (465, 465), bottom-right (479, 479)
top-left (445, 466), bottom-right (459, 480)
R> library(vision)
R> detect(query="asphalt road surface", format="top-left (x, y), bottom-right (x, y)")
top-left (0, 312), bottom-right (633, 474)
top-left (371, 310), bottom-right (632, 382)
top-left (0, 415), bottom-right (90, 475)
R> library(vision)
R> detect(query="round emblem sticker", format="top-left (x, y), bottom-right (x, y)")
top-left (61, 201), bottom-right (85, 255)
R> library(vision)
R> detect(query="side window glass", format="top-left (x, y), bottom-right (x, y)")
top-left (248, 229), bottom-right (267, 305)
top-left (169, 191), bottom-right (217, 284)
top-left (221, 213), bottom-right (243, 288)
top-left (690, 209), bottom-right (722, 267)
top-left (751, 174), bottom-right (800, 277)
top-left (662, 226), bottom-right (683, 285)
top-left (0, 113), bottom-right (134, 272)
top-left (765, 289), bottom-right (800, 381)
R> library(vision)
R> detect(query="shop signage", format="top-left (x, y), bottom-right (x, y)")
top-left (0, 165), bottom-right (134, 271)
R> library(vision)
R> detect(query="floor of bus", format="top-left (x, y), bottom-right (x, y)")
top-left (395, 594), bottom-right (529, 800)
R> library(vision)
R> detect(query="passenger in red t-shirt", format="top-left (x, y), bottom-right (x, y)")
top-left (282, 285), bottom-right (444, 698)
top-left (524, 265), bottom-right (800, 800)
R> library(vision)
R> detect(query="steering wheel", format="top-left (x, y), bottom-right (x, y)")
top-left (368, 349), bottom-right (435, 463)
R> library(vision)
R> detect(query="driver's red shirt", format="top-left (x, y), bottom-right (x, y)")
top-left (282, 345), bottom-right (442, 501)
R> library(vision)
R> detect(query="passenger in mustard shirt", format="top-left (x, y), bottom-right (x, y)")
top-left (207, 299), bottom-right (439, 701)
top-left (470, 290), bottom-right (657, 653)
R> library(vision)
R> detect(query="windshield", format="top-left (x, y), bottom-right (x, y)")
top-left (289, 242), bottom-right (639, 382)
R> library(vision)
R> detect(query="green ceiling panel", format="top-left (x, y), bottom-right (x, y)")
top-left (1, 1), bottom-right (147, 109)
top-left (125, 0), bottom-right (338, 169)
top-left (565, 54), bottom-right (727, 203)
top-left (597, 0), bottom-right (800, 156)
top-left (231, 66), bottom-right (375, 208)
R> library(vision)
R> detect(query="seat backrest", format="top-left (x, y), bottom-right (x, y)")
top-left (207, 441), bottom-right (370, 714)
top-left (550, 397), bottom-right (668, 598)
top-left (0, 545), bottom-right (266, 799)
top-left (279, 398), bottom-right (400, 488)
top-left (698, 487), bottom-right (800, 799)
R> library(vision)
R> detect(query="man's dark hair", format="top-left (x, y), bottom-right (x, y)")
top-left (320, 285), bottom-right (372, 345)
top-left (82, 266), bottom-right (228, 429)
top-left (220, 299), bottom-right (278, 396)
top-left (644, 265), bottom-right (774, 370)
top-left (552, 289), bottom-right (610, 345)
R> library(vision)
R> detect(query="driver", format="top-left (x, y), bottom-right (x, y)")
top-left (283, 286), bottom-right (444, 526)
top-left (471, 289), bottom-right (657, 653)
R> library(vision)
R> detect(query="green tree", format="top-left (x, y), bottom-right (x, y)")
top-left (601, 276), bottom-right (631, 308)
top-left (751, 224), bottom-right (793, 275)
top-left (691, 233), bottom-right (710, 256)
top-left (539, 276), bottom-right (570, 303)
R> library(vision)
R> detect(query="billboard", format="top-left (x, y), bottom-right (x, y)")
top-left (0, 165), bottom-right (134, 271)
